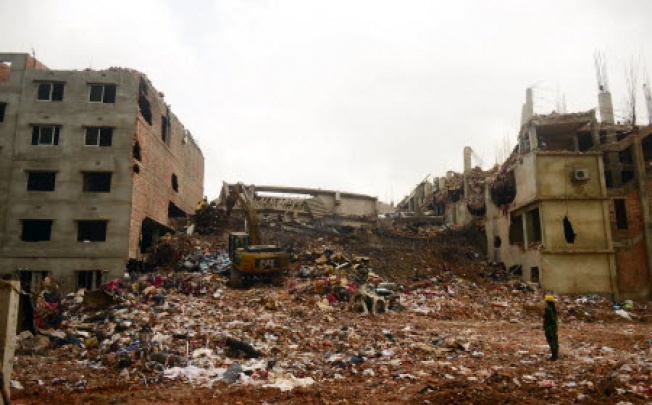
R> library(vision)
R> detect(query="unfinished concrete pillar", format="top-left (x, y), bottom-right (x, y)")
top-left (644, 83), bottom-right (652, 125)
top-left (598, 91), bottom-right (614, 124)
top-left (528, 123), bottom-right (538, 151)
top-left (0, 280), bottom-right (19, 404)
top-left (521, 88), bottom-right (534, 126)
top-left (463, 147), bottom-right (472, 198)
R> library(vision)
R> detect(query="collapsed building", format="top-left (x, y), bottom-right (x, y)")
top-left (400, 82), bottom-right (652, 299)
top-left (397, 146), bottom-right (495, 226)
top-left (0, 53), bottom-right (204, 292)
top-left (218, 183), bottom-right (378, 230)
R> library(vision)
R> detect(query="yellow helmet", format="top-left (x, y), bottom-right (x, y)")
top-left (544, 294), bottom-right (556, 302)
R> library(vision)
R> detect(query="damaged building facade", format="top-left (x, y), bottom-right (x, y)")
top-left (400, 84), bottom-right (652, 299)
top-left (0, 53), bottom-right (204, 291)
top-left (487, 106), bottom-right (652, 300)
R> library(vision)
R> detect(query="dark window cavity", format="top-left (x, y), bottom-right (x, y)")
top-left (133, 140), bottom-right (142, 161)
top-left (27, 171), bottom-right (56, 191)
top-left (76, 270), bottom-right (103, 290)
top-left (525, 208), bottom-right (542, 244)
top-left (509, 214), bottom-right (524, 244)
top-left (37, 82), bottom-right (64, 101)
top-left (82, 172), bottom-right (112, 193)
top-left (77, 220), bottom-right (108, 242)
top-left (138, 78), bottom-right (152, 124)
top-left (563, 216), bottom-right (576, 244)
top-left (161, 115), bottom-right (169, 143)
top-left (85, 127), bottom-right (113, 146)
top-left (614, 199), bottom-right (628, 230)
top-left (0, 102), bottom-right (6, 122)
top-left (89, 84), bottom-right (116, 103)
top-left (21, 219), bottom-right (53, 242)
top-left (31, 125), bottom-right (60, 145)
top-left (171, 173), bottom-right (178, 192)
top-left (18, 270), bottom-right (49, 293)
top-left (493, 236), bottom-right (502, 248)
top-left (531, 267), bottom-right (540, 284)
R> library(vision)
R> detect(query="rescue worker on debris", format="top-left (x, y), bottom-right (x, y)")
top-left (543, 294), bottom-right (559, 361)
top-left (195, 196), bottom-right (208, 213)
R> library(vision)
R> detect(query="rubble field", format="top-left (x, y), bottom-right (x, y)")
top-left (10, 224), bottom-right (652, 404)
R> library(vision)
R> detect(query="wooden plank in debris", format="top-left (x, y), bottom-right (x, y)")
top-left (0, 280), bottom-right (20, 404)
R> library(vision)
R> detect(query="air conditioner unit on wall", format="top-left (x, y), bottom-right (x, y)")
top-left (574, 168), bottom-right (590, 181)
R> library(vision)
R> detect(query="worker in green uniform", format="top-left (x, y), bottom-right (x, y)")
top-left (543, 294), bottom-right (558, 360)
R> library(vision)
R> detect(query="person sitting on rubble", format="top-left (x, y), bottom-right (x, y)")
top-left (543, 294), bottom-right (559, 361)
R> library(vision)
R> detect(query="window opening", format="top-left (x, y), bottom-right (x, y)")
top-left (604, 170), bottom-right (613, 188)
top-left (614, 199), bottom-right (628, 230)
top-left (161, 115), bottom-right (169, 143)
top-left (85, 127), bottom-right (113, 146)
top-left (0, 102), bottom-right (6, 122)
top-left (82, 172), bottom-right (112, 192)
top-left (77, 220), bottom-right (108, 242)
top-left (133, 164), bottom-right (140, 174)
top-left (0, 61), bottom-right (11, 82)
top-left (76, 270), bottom-right (103, 290)
top-left (577, 133), bottom-right (593, 151)
top-left (509, 214), bottom-right (524, 244)
top-left (21, 219), bottom-right (53, 242)
top-left (531, 267), bottom-right (540, 284)
top-left (563, 216), bottom-right (576, 243)
top-left (89, 84), bottom-right (116, 103)
top-left (171, 174), bottom-right (178, 192)
top-left (138, 78), bottom-right (152, 124)
top-left (31, 125), bottom-right (60, 145)
top-left (622, 170), bottom-right (635, 184)
top-left (18, 270), bottom-right (49, 293)
top-left (37, 82), bottom-right (64, 101)
top-left (619, 147), bottom-right (634, 164)
top-left (27, 171), bottom-right (56, 191)
top-left (493, 236), bottom-right (502, 248)
top-left (133, 140), bottom-right (142, 161)
top-left (525, 208), bottom-right (542, 244)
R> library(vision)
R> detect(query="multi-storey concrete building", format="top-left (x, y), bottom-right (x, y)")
top-left (0, 53), bottom-right (204, 291)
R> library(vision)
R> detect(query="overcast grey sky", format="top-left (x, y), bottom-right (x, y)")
top-left (1, 0), bottom-right (651, 202)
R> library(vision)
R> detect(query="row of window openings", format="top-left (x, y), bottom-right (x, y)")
top-left (37, 82), bottom-right (116, 103)
top-left (501, 200), bottom-right (629, 247)
top-left (17, 270), bottom-right (103, 292)
top-left (28, 172), bottom-right (112, 192)
top-left (36, 82), bottom-right (169, 146)
top-left (21, 220), bottom-right (107, 242)
top-left (27, 171), bottom-right (180, 193)
top-left (32, 126), bottom-right (113, 146)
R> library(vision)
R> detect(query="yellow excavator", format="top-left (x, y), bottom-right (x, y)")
top-left (227, 184), bottom-right (289, 288)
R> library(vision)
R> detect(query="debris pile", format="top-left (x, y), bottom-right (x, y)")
top-left (10, 229), bottom-right (652, 404)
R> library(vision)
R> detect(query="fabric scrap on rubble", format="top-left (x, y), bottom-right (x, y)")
top-left (263, 373), bottom-right (316, 392)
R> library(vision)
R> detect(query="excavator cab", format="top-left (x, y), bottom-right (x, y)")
top-left (228, 231), bottom-right (289, 288)
top-left (228, 232), bottom-right (249, 261)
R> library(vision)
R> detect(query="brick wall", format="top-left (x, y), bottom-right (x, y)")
top-left (128, 74), bottom-right (204, 258)
top-left (0, 62), bottom-right (9, 82)
top-left (610, 189), bottom-right (650, 294)
top-left (24, 55), bottom-right (48, 71)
